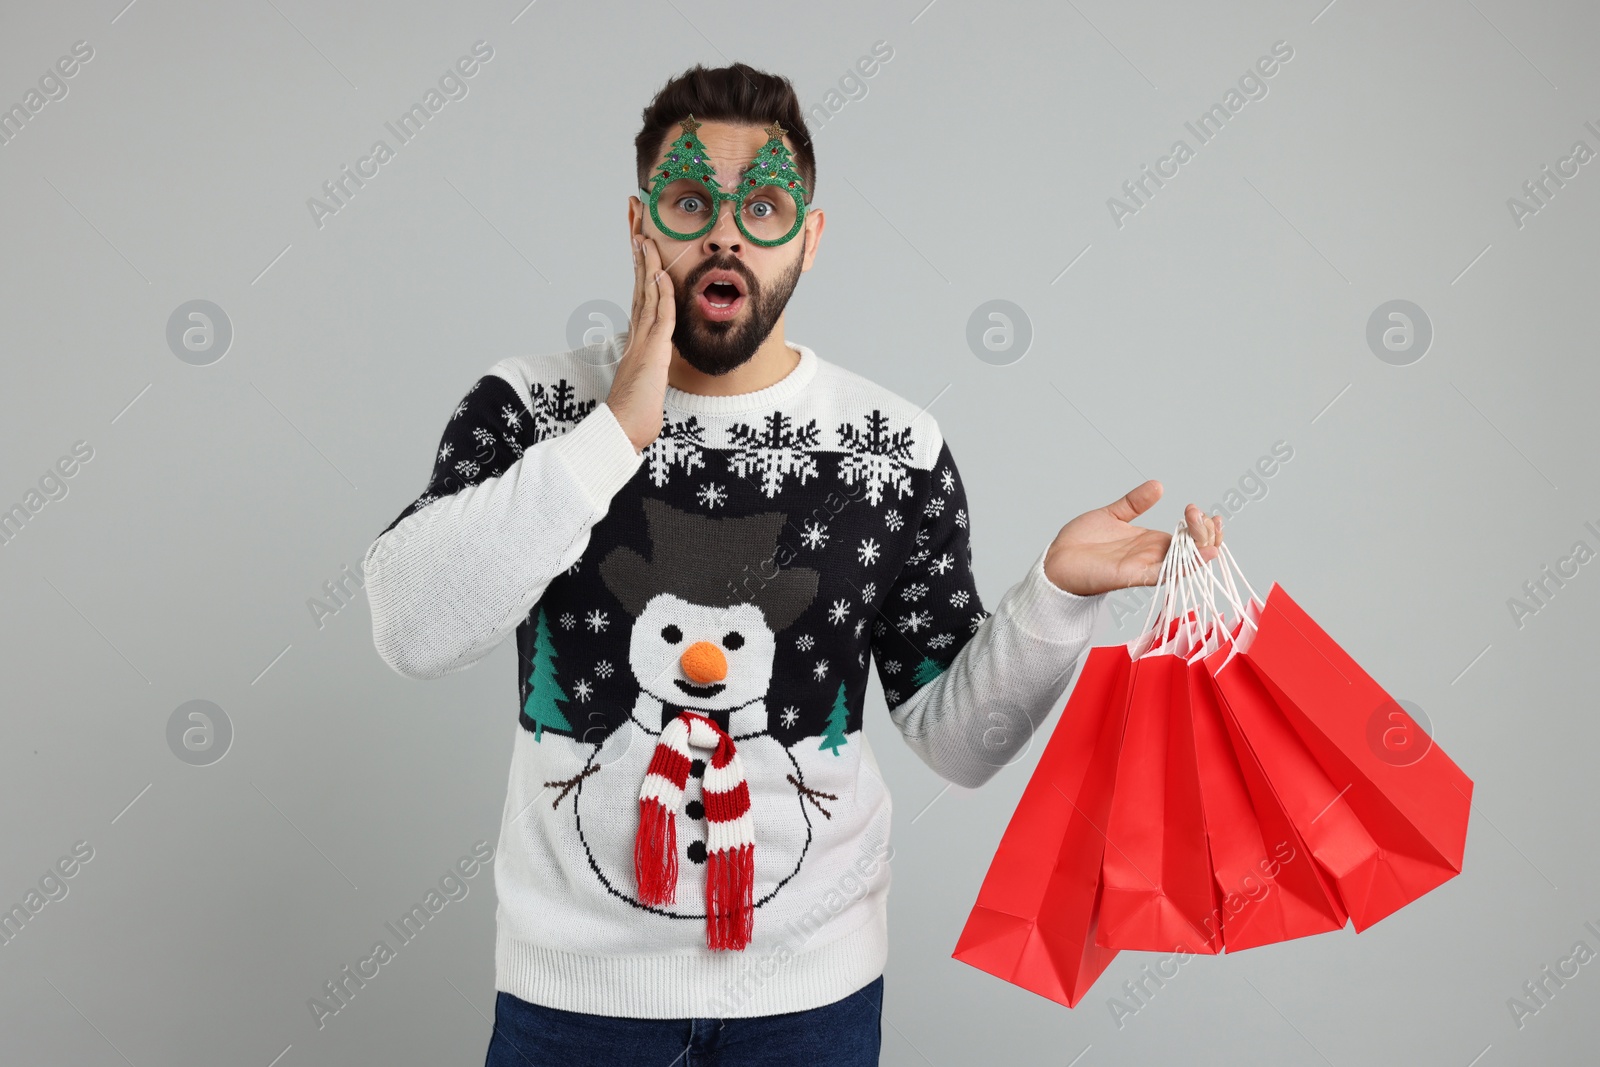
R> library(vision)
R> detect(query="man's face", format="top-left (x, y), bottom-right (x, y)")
top-left (631, 120), bottom-right (821, 377)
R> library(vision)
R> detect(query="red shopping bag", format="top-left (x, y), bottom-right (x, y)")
top-left (1190, 645), bottom-right (1348, 950)
top-left (1096, 642), bottom-right (1220, 954)
top-left (1222, 583), bottom-right (1472, 930)
top-left (952, 644), bottom-right (1134, 1007)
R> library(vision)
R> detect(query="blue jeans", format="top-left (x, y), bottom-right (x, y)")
top-left (483, 974), bottom-right (884, 1067)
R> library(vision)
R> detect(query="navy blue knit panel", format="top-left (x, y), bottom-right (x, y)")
top-left (868, 438), bottom-right (990, 711)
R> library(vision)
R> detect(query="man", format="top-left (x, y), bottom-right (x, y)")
top-left (363, 62), bottom-right (1222, 1067)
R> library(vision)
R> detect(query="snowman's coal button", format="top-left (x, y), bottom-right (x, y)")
top-left (690, 759), bottom-right (706, 778)
top-left (686, 841), bottom-right (707, 864)
top-left (685, 800), bottom-right (704, 819)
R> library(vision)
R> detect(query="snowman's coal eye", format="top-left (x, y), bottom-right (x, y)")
top-left (722, 631), bottom-right (745, 650)
top-left (661, 624), bottom-right (683, 643)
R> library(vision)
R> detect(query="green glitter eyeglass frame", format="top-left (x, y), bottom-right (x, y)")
top-left (638, 115), bottom-right (810, 248)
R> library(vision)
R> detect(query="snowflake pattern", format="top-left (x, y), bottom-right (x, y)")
top-left (924, 496), bottom-right (946, 518)
top-left (828, 599), bottom-right (851, 625)
top-left (800, 520), bottom-right (829, 550)
top-left (572, 678), bottom-right (594, 702)
top-left (559, 612), bottom-right (576, 630)
top-left (950, 589), bottom-right (971, 608)
top-left (585, 610), bottom-right (609, 633)
top-left (836, 410), bottom-right (916, 506)
top-left (727, 411), bottom-right (820, 498)
top-left (883, 659), bottom-right (902, 675)
top-left (780, 705), bottom-right (800, 728)
top-left (502, 405), bottom-right (524, 433)
top-left (899, 610), bottom-right (933, 633)
top-left (796, 633), bottom-right (815, 652)
top-left (862, 581), bottom-right (878, 604)
top-left (527, 379), bottom-right (597, 442)
top-left (954, 508), bottom-right (968, 529)
top-left (643, 416), bottom-right (707, 488)
top-left (928, 633), bottom-right (954, 649)
top-left (812, 660), bottom-right (829, 680)
top-left (939, 466), bottom-right (955, 493)
top-left (857, 538), bottom-right (881, 566)
top-left (696, 482), bottom-right (727, 509)
top-left (884, 688), bottom-right (901, 706)
top-left (883, 509), bottom-right (904, 532)
top-left (968, 611), bottom-right (990, 632)
top-left (854, 618), bottom-right (865, 637)
top-left (929, 552), bottom-right (956, 575)
top-left (901, 582), bottom-right (928, 602)
top-left (594, 660), bottom-right (614, 678)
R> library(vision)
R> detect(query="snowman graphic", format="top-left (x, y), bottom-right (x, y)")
top-left (543, 497), bottom-right (839, 921)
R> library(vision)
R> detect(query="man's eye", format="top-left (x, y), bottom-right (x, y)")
top-left (678, 197), bottom-right (705, 214)
top-left (747, 201), bottom-right (772, 219)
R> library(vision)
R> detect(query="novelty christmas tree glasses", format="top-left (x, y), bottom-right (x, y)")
top-left (640, 115), bottom-right (809, 247)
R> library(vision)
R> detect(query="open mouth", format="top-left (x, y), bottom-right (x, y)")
top-left (695, 271), bottom-right (748, 322)
top-left (674, 679), bottom-right (727, 698)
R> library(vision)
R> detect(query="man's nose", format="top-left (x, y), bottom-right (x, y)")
top-left (680, 641), bottom-right (728, 684)
top-left (702, 200), bottom-right (743, 253)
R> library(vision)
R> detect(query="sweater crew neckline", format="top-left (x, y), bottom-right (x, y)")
top-left (607, 331), bottom-right (818, 415)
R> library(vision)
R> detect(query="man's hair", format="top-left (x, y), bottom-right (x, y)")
top-left (635, 63), bottom-right (816, 206)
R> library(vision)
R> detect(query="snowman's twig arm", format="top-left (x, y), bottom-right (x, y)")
top-left (544, 765), bottom-right (601, 809)
top-left (786, 774), bottom-right (838, 820)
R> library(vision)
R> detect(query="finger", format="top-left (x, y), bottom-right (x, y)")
top-left (630, 234), bottom-right (647, 324)
top-left (651, 266), bottom-right (675, 339)
top-left (1103, 479), bottom-right (1163, 522)
top-left (641, 236), bottom-right (664, 324)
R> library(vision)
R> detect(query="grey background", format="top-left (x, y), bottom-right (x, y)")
top-left (1, 0), bottom-right (1595, 1063)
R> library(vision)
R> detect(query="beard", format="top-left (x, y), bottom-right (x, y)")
top-left (670, 238), bottom-right (805, 377)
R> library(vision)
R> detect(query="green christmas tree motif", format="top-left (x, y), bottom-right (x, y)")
top-left (818, 682), bottom-right (849, 757)
top-left (522, 606), bottom-right (573, 741)
top-left (911, 655), bottom-right (947, 688)
top-left (747, 120), bottom-right (808, 197)
top-left (653, 114), bottom-right (720, 190)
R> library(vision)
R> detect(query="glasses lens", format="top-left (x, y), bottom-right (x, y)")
top-left (738, 181), bottom-right (801, 243)
top-left (654, 179), bottom-right (718, 238)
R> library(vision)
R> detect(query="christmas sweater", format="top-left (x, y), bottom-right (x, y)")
top-left (362, 334), bottom-right (1107, 1018)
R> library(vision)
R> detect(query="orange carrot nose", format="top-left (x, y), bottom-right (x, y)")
top-left (680, 641), bottom-right (728, 684)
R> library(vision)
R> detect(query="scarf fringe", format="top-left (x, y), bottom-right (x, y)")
top-left (635, 798), bottom-right (678, 906)
top-left (705, 842), bottom-right (754, 951)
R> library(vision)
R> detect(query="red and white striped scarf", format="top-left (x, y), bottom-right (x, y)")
top-left (634, 710), bottom-right (755, 950)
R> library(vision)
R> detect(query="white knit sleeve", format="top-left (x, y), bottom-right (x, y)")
top-left (363, 374), bottom-right (642, 680)
top-left (887, 548), bottom-right (1105, 788)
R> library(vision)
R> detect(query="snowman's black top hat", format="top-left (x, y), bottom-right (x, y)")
top-left (600, 497), bottom-right (819, 633)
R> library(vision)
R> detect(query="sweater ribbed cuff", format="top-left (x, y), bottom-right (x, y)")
top-left (548, 401), bottom-right (644, 505)
top-left (1001, 547), bottom-right (1107, 644)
